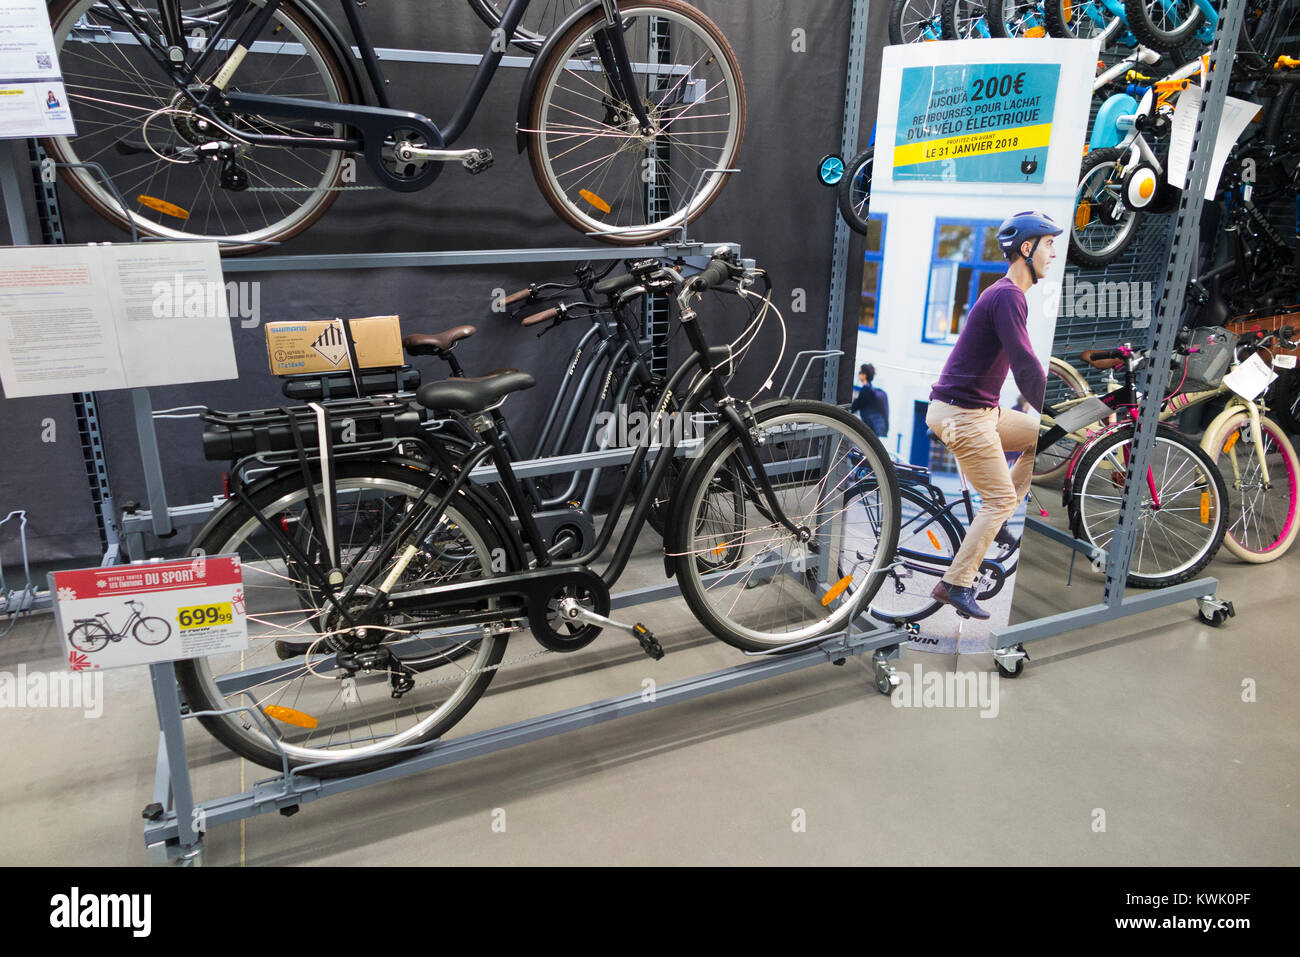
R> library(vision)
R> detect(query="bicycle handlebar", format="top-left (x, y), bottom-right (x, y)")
top-left (521, 306), bottom-right (560, 327)
top-left (504, 287), bottom-right (533, 306)
top-left (689, 258), bottom-right (737, 293)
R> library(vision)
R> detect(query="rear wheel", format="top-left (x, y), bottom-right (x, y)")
top-left (68, 622), bottom-right (111, 653)
top-left (527, 0), bottom-right (745, 244)
top-left (986, 0), bottom-right (1050, 38)
top-left (673, 402), bottom-right (900, 651)
top-left (1045, 0), bottom-right (1120, 42)
top-left (1068, 427), bottom-right (1227, 587)
top-left (941, 0), bottom-right (992, 38)
top-left (174, 461), bottom-right (517, 775)
top-left (44, 0), bottom-right (352, 254)
top-left (1207, 411), bottom-right (1300, 562)
top-left (869, 484), bottom-right (963, 624)
top-left (1070, 147), bottom-right (1141, 268)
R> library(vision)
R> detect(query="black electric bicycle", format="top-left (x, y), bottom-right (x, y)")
top-left (175, 249), bottom-right (902, 775)
top-left (43, 0), bottom-right (745, 252)
top-left (67, 600), bottom-right (173, 652)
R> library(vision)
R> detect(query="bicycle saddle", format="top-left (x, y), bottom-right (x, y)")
top-left (403, 325), bottom-right (476, 356)
top-left (1079, 350), bottom-right (1124, 370)
top-left (417, 370), bottom-right (535, 413)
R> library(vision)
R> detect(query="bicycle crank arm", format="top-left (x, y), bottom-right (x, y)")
top-left (557, 597), bottom-right (663, 660)
top-left (394, 144), bottom-right (494, 174)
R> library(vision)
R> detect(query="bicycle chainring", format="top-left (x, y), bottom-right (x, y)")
top-left (532, 582), bottom-right (611, 652)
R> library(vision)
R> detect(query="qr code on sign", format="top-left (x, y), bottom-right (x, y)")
top-left (36, 54), bottom-right (52, 69)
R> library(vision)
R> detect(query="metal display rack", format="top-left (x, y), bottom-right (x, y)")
top-left (2, 1), bottom-right (1247, 863)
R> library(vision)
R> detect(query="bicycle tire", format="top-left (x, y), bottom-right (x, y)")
top-left (133, 616), bottom-right (173, 645)
top-left (1068, 426), bottom-right (1228, 588)
top-left (869, 483), bottom-right (965, 624)
top-left (526, 0), bottom-right (745, 245)
top-left (1206, 410), bottom-right (1300, 562)
top-left (986, 0), bottom-right (1048, 38)
top-left (1070, 147), bottom-right (1142, 268)
top-left (942, 0), bottom-right (990, 38)
top-left (1035, 356), bottom-right (1095, 484)
top-left (1122, 0), bottom-right (1205, 53)
top-left (836, 148), bottom-right (874, 235)
top-left (175, 461), bottom-right (519, 776)
top-left (67, 622), bottom-right (111, 653)
top-left (43, 0), bottom-right (353, 255)
top-left (1044, 0), bottom-right (1117, 42)
top-left (672, 401), bottom-right (900, 652)
top-left (890, 0), bottom-right (947, 43)
top-left (1268, 366), bottom-right (1300, 436)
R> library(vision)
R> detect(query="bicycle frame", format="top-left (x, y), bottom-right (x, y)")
top-left (136, 0), bottom-right (651, 188)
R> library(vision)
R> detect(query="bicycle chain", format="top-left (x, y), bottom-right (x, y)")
top-left (409, 641), bottom-right (556, 690)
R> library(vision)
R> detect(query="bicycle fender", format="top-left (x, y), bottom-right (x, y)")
top-left (284, 0), bottom-right (369, 107)
top-left (660, 398), bottom-right (790, 578)
top-left (1090, 94), bottom-right (1139, 151)
top-left (515, 0), bottom-right (605, 153)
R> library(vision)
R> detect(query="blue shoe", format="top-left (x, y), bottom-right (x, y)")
top-left (931, 581), bottom-right (991, 620)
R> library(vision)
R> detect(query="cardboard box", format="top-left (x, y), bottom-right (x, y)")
top-left (265, 315), bottom-right (404, 376)
top-left (1228, 308), bottom-right (1300, 360)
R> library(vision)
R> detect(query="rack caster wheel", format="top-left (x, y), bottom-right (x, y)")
top-left (1197, 596), bottom-right (1234, 628)
top-left (871, 653), bottom-right (899, 696)
top-left (993, 643), bottom-right (1029, 678)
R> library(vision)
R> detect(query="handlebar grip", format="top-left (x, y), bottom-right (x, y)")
top-left (504, 287), bottom-right (533, 306)
top-left (690, 259), bottom-right (733, 293)
top-left (521, 307), bottom-right (559, 327)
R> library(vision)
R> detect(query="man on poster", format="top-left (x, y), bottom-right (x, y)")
top-left (925, 211), bottom-right (1061, 620)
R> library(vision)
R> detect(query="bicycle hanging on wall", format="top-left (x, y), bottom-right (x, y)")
top-left (43, 0), bottom-right (745, 253)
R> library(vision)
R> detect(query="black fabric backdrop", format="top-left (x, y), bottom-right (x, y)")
top-left (1, 0), bottom-right (889, 565)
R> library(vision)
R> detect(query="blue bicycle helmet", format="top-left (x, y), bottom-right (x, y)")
top-left (996, 211), bottom-right (1063, 283)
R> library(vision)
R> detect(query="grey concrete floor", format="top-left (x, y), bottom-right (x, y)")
top-left (1, 501), bottom-right (1296, 866)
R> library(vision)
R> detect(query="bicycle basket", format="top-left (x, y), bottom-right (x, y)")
top-left (1168, 326), bottom-right (1238, 393)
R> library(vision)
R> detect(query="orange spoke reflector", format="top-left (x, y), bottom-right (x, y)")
top-left (821, 575), bottom-right (853, 606)
top-left (1222, 431), bottom-right (1241, 453)
top-left (1026, 26), bottom-right (1046, 37)
top-left (579, 189), bottom-right (611, 213)
top-left (137, 195), bottom-right (190, 220)
top-left (713, 541), bottom-right (730, 556)
top-left (1200, 492), bottom-right (1210, 524)
top-left (927, 529), bottom-right (942, 550)
top-left (1075, 201), bottom-right (1092, 230)
top-left (265, 705), bottom-right (319, 729)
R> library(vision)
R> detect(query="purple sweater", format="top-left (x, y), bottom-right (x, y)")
top-left (930, 276), bottom-right (1044, 412)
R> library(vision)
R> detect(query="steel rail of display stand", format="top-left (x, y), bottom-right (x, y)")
top-left (988, 0), bottom-right (1249, 665)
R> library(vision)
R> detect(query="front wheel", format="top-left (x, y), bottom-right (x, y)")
top-left (673, 402), bottom-right (900, 651)
top-left (837, 148), bottom-right (874, 235)
top-left (889, 0), bottom-right (947, 43)
top-left (986, 1), bottom-right (1049, 38)
top-left (1123, 0), bottom-right (1205, 53)
top-left (1070, 147), bottom-right (1141, 268)
top-left (941, 0), bottom-right (992, 38)
top-left (133, 616), bottom-right (173, 645)
top-left (1207, 411), bottom-right (1300, 562)
top-left (1044, 0), bottom-right (1118, 42)
top-left (527, 0), bottom-right (746, 245)
top-left (1068, 427), bottom-right (1228, 588)
top-left (869, 484), bottom-right (964, 624)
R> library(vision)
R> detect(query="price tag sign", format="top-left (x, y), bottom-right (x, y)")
top-left (49, 556), bottom-right (247, 671)
top-left (1222, 353), bottom-right (1277, 401)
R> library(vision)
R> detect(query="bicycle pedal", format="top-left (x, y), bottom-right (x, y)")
top-left (462, 149), bottom-right (494, 175)
top-left (632, 623), bottom-right (664, 660)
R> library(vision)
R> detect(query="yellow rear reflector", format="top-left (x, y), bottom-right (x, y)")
top-left (1222, 431), bottom-right (1240, 454)
top-left (927, 529), bottom-right (942, 550)
top-left (579, 189), bottom-right (611, 214)
top-left (1075, 201), bottom-right (1091, 230)
top-left (821, 575), bottom-right (853, 606)
top-left (137, 195), bottom-right (190, 220)
top-left (265, 705), bottom-right (318, 729)
top-left (1200, 492), bottom-right (1210, 524)
top-left (1026, 26), bottom-right (1046, 37)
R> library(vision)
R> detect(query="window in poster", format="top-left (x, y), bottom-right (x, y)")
top-left (922, 219), bottom-right (1003, 344)
top-left (859, 214), bottom-right (887, 334)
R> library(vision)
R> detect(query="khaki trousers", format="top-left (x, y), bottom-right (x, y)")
top-left (925, 400), bottom-right (1037, 588)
